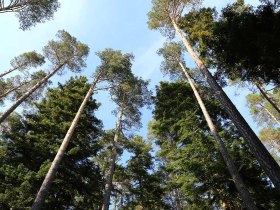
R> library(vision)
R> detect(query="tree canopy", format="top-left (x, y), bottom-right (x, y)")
top-left (0, 0), bottom-right (60, 30)
top-left (150, 81), bottom-right (280, 209)
top-left (0, 76), bottom-right (103, 209)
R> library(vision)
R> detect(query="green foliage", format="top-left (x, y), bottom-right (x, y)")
top-left (10, 70), bottom-right (50, 102)
top-left (157, 42), bottom-right (185, 79)
top-left (43, 30), bottom-right (89, 73)
top-left (148, 0), bottom-right (201, 37)
top-left (95, 48), bottom-right (134, 83)
top-left (118, 136), bottom-right (169, 209)
top-left (147, 0), bottom-right (173, 35)
top-left (0, 70), bottom-right (50, 108)
top-left (246, 89), bottom-right (280, 165)
top-left (96, 48), bottom-right (152, 130)
top-left (179, 7), bottom-right (216, 66)
top-left (94, 130), bottom-right (126, 177)
top-left (15, 0), bottom-right (60, 30)
top-left (259, 128), bottom-right (280, 165)
top-left (213, 1), bottom-right (280, 84)
top-left (150, 82), bottom-right (280, 209)
top-left (246, 89), bottom-right (280, 128)
top-left (0, 76), bottom-right (103, 209)
top-left (10, 51), bottom-right (45, 72)
top-left (179, 1), bottom-right (280, 85)
top-left (157, 42), bottom-right (210, 87)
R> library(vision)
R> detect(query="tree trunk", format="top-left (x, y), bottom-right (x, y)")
top-left (172, 19), bottom-right (280, 190)
top-left (254, 81), bottom-right (280, 114)
top-left (261, 104), bottom-right (280, 126)
top-left (179, 62), bottom-right (257, 210)
top-left (31, 72), bottom-right (102, 210)
top-left (0, 62), bottom-right (65, 123)
top-left (102, 106), bottom-right (124, 210)
top-left (0, 66), bottom-right (19, 78)
top-left (0, 80), bottom-right (30, 100)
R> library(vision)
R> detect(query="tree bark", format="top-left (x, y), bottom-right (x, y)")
top-left (254, 81), bottom-right (280, 114)
top-left (0, 62), bottom-right (65, 124)
top-left (31, 72), bottom-right (102, 210)
top-left (0, 80), bottom-right (30, 100)
top-left (261, 104), bottom-right (280, 126)
top-left (0, 66), bottom-right (20, 78)
top-left (179, 62), bottom-right (257, 210)
top-left (172, 19), bottom-right (280, 190)
top-left (102, 106), bottom-right (124, 210)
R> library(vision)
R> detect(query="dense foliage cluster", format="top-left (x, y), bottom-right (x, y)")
top-left (0, 0), bottom-right (279, 209)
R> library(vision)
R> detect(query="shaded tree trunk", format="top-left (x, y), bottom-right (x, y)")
top-left (0, 62), bottom-right (65, 123)
top-left (102, 106), bottom-right (124, 210)
top-left (172, 19), bottom-right (280, 190)
top-left (254, 81), bottom-right (280, 114)
top-left (31, 72), bottom-right (102, 210)
top-left (179, 62), bottom-right (257, 210)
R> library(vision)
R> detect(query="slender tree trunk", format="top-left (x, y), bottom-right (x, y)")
top-left (102, 106), bottom-right (124, 210)
top-left (172, 19), bottom-right (280, 190)
top-left (254, 81), bottom-right (280, 114)
top-left (0, 62), bottom-right (65, 123)
top-left (0, 80), bottom-right (31, 100)
top-left (31, 72), bottom-right (102, 210)
top-left (0, 66), bottom-right (19, 78)
top-left (179, 62), bottom-right (257, 210)
top-left (261, 104), bottom-right (280, 126)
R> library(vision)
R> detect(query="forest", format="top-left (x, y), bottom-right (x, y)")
top-left (0, 0), bottom-right (279, 209)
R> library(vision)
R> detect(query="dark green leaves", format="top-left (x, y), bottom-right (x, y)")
top-left (0, 77), bottom-right (103, 208)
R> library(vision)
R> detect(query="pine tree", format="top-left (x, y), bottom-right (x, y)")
top-left (151, 82), bottom-right (280, 209)
top-left (0, 76), bottom-right (103, 209)
top-left (0, 30), bottom-right (89, 123)
top-left (0, 51), bottom-right (45, 78)
top-left (0, 70), bottom-right (50, 104)
top-left (97, 49), bottom-right (151, 210)
top-left (119, 136), bottom-right (169, 209)
top-left (0, 0), bottom-right (60, 30)
top-left (147, 0), bottom-right (280, 189)
top-left (158, 42), bottom-right (257, 210)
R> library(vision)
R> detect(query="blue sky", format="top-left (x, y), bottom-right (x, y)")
top-left (0, 0), bottom-right (261, 139)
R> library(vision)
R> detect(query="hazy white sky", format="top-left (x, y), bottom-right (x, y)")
top-left (0, 0), bottom-right (261, 138)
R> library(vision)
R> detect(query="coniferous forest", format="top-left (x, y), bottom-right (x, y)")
top-left (0, 0), bottom-right (279, 209)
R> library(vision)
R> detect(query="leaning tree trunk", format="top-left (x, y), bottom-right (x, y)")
top-left (172, 19), bottom-right (280, 190)
top-left (0, 62), bottom-right (66, 123)
top-left (258, 103), bottom-right (280, 126)
top-left (0, 66), bottom-right (20, 78)
top-left (254, 81), bottom-right (280, 114)
top-left (0, 81), bottom-right (28, 100)
top-left (31, 72), bottom-right (102, 210)
top-left (102, 106), bottom-right (124, 210)
top-left (179, 62), bottom-right (257, 210)
top-left (264, 107), bottom-right (280, 126)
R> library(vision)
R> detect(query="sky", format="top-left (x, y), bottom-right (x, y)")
top-left (0, 0), bottom-right (261, 141)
